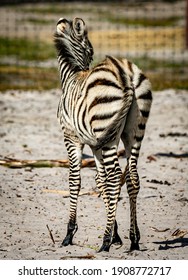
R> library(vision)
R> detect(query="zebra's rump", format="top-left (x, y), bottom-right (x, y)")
top-left (74, 57), bottom-right (134, 147)
top-left (86, 86), bottom-right (133, 148)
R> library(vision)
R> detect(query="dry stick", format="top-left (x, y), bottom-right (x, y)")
top-left (42, 189), bottom-right (98, 197)
top-left (60, 254), bottom-right (95, 260)
top-left (0, 149), bottom-right (126, 169)
top-left (0, 158), bottom-right (70, 168)
top-left (150, 226), bottom-right (170, 233)
top-left (46, 224), bottom-right (55, 245)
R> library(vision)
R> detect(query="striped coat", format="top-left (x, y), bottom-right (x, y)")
top-left (54, 17), bottom-right (152, 252)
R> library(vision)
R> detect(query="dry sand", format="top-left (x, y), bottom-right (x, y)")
top-left (0, 89), bottom-right (188, 260)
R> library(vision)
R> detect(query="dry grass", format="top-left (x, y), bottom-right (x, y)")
top-left (90, 27), bottom-right (185, 52)
top-left (0, 65), bottom-right (59, 91)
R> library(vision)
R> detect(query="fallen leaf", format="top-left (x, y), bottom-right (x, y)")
top-left (147, 155), bottom-right (157, 162)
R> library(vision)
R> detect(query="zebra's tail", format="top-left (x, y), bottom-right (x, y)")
top-left (94, 86), bottom-right (134, 150)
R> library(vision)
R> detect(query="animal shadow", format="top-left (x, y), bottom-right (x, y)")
top-left (153, 238), bottom-right (188, 250)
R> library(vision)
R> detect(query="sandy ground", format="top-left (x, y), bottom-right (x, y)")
top-left (0, 88), bottom-right (188, 260)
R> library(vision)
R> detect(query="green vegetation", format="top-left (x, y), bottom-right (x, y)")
top-left (149, 72), bottom-right (188, 91)
top-left (16, 4), bottom-right (92, 16)
top-left (15, 5), bottom-right (68, 15)
top-left (0, 33), bottom-right (187, 91)
top-left (16, 4), bottom-right (181, 27)
top-left (0, 37), bottom-right (56, 61)
top-left (0, 65), bottom-right (59, 91)
top-left (141, 59), bottom-right (188, 90)
top-left (128, 56), bottom-right (188, 71)
top-left (106, 15), bottom-right (181, 27)
top-left (20, 18), bottom-right (55, 25)
top-left (0, 60), bottom-right (187, 92)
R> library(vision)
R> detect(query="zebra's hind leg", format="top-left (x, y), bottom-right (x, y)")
top-left (92, 148), bottom-right (122, 252)
top-left (97, 145), bottom-right (122, 252)
top-left (126, 156), bottom-right (140, 251)
top-left (61, 133), bottom-right (83, 247)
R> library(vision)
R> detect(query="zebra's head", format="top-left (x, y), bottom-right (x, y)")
top-left (54, 17), bottom-right (93, 71)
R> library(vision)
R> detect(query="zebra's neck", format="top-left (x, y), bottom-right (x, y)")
top-left (57, 55), bottom-right (79, 88)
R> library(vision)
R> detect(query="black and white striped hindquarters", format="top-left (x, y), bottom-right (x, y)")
top-left (120, 59), bottom-right (152, 161)
top-left (85, 56), bottom-right (134, 149)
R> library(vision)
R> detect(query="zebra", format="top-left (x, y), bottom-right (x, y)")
top-left (54, 17), bottom-right (152, 252)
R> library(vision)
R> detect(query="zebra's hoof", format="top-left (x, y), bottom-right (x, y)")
top-left (130, 242), bottom-right (140, 251)
top-left (98, 244), bottom-right (110, 253)
top-left (112, 233), bottom-right (123, 246)
top-left (61, 236), bottom-right (73, 247)
top-left (98, 241), bottom-right (111, 253)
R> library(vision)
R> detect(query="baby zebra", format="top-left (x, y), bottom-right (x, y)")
top-left (54, 17), bottom-right (152, 252)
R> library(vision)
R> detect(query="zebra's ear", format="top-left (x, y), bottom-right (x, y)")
top-left (56, 18), bottom-right (67, 34)
top-left (73, 18), bottom-right (86, 36)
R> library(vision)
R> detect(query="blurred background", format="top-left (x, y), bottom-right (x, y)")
top-left (0, 0), bottom-right (187, 91)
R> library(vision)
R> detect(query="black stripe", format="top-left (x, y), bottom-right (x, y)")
top-left (90, 112), bottom-right (116, 123)
top-left (75, 103), bottom-right (90, 140)
top-left (86, 78), bottom-right (121, 94)
top-left (135, 135), bottom-right (144, 142)
top-left (123, 86), bottom-right (132, 92)
top-left (140, 110), bottom-right (150, 118)
top-left (82, 107), bottom-right (87, 132)
top-left (136, 73), bottom-right (147, 89)
top-left (103, 152), bottom-right (117, 159)
top-left (62, 96), bottom-right (69, 118)
top-left (93, 127), bottom-right (105, 133)
top-left (132, 146), bottom-right (141, 151)
top-left (60, 62), bottom-right (70, 81)
top-left (105, 160), bottom-right (116, 167)
top-left (88, 95), bottom-right (122, 112)
top-left (92, 67), bottom-right (118, 80)
top-left (138, 123), bottom-right (146, 130)
top-left (107, 56), bottom-right (127, 87)
top-left (102, 146), bottom-right (111, 152)
top-left (69, 168), bottom-right (80, 174)
top-left (131, 151), bottom-right (139, 157)
top-left (138, 90), bottom-right (152, 100)
top-left (127, 60), bottom-right (133, 73)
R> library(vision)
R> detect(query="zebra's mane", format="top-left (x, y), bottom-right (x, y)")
top-left (54, 27), bottom-right (93, 71)
top-left (54, 33), bottom-right (79, 71)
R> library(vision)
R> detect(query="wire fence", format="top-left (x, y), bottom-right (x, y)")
top-left (0, 0), bottom-right (187, 91)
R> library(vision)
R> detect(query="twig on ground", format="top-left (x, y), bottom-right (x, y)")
top-left (46, 224), bottom-right (55, 245)
top-left (0, 150), bottom-right (126, 169)
top-left (60, 254), bottom-right (95, 260)
top-left (42, 189), bottom-right (98, 197)
top-left (150, 226), bottom-right (170, 232)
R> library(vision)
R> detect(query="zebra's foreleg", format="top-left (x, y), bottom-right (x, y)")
top-left (126, 157), bottom-right (140, 251)
top-left (61, 134), bottom-right (83, 247)
top-left (98, 146), bottom-right (122, 252)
